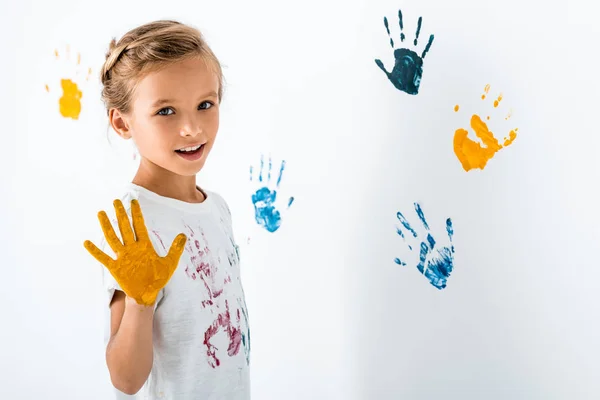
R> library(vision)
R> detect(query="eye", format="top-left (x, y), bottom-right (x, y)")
top-left (157, 107), bottom-right (174, 116)
top-left (198, 101), bottom-right (214, 110)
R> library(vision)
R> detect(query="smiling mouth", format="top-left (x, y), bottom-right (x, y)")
top-left (175, 144), bottom-right (204, 154)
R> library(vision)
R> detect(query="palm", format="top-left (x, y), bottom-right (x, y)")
top-left (84, 199), bottom-right (187, 306)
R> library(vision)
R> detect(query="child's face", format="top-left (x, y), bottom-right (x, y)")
top-left (125, 57), bottom-right (220, 177)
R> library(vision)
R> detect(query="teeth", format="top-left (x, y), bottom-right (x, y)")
top-left (179, 144), bottom-right (202, 152)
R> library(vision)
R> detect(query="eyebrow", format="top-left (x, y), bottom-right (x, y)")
top-left (151, 91), bottom-right (219, 107)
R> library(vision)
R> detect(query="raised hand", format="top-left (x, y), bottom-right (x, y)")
top-left (84, 199), bottom-right (187, 306)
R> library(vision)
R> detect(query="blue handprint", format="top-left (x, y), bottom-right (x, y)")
top-left (249, 155), bottom-right (294, 233)
top-left (394, 203), bottom-right (455, 290)
top-left (374, 9), bottom-right (434, 95)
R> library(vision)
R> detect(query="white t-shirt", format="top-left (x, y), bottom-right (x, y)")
top-left (99, 183), bottom-right (251, 399)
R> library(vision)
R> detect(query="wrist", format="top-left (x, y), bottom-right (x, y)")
top-left (125, 295), bottom-right (155, 311)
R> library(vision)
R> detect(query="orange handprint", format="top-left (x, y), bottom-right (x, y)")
top-left (84, 199), bottom-right (187, 306)
top-left (453, 84), bottom-right (518, 171)
top-left (45, 45), bottom-right (92, 120)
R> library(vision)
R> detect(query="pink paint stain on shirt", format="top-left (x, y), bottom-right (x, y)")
top-left (167, 223), bottom-right (246, 368)
top-left (204, 300), bottom-right (243, 368)
top-left (152, 230), bottom-right (167, 251)
top-left (183, 225), bottom-right (224, 307)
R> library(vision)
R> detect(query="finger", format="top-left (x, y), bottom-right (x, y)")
top-left (394, 257), bottom-right (406, 266)
top-left (421, 34), bottom-right (434, 59)
top-left (446, 218), bottom-right (454, 243)
top-left (383, 16), bottom-right (394, 48)
top-left (114, 199), bottom-right (135, 245)
top-left (267, 156), bottom-right (272, 183)
top-left (414, 203), bottom-right (430, 231)
top-left (83, 240), bottom-right (115, 269)
top-left (415, 16), bottom-right (422, 45)
top-left (395, 226), bottom-right (405, 239)
top-left (165, 233), bottom-right (187, 271)
top-left (396, 11), bottom-right (404, 42)
top-left (396, 211), bottom-right (417, 238)
top-left (374, 59), bottom-right (388, 74)
top-left (258, 154), bottom-right (264, 183)
top-left (471, 115), bottom-right (501, 151)
top-left (276, 159), bottom-right (285, 188)
top-left (98, 211), bottom-right (123, 253)
top-left (130, 199), bottom-right (150, 242)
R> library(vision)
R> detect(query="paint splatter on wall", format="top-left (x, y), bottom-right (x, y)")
top-left (249, 154), bottom-right (295, 233)
top-left (45, 45), bottom-right (92, 120)
top-left (394, 203), bottom-right (455, 290)
top-left (453, 85), bottom-right (518, 171)
top-left (374, 9), bottom-right (434, 95)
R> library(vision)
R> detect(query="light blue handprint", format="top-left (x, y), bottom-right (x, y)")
top-left (394, 203), bottom-right (455, 290)
top-left (249, 155), bottom-right (294, 233)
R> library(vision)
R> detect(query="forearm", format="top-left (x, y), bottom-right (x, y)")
top-left (106, 296), bottom-right (155, 394)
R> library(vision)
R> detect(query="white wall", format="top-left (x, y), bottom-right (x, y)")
top-left (1, 0), bottom-right (598, 399)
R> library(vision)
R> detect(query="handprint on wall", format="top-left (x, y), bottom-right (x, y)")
top-left (394, 203), bottom-right (455, 290)
top-left (45, 45), bottom-right (92, 120)
top-left (249, 154), bottom-right (294, 233)
top-left (374, 9), bottom-right (435, 95)
top-left (453, 84), bottom-right (518, 171)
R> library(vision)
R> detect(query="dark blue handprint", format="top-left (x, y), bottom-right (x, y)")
top-left (249, 155), bottom-right (294, 233)
top-left (394, 203), bottom-right (455, 290)
top-left (374, 9), bottom-right (435, 95)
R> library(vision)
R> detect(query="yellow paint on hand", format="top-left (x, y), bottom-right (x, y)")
top-left (84, 199), bottom-right (187, 306)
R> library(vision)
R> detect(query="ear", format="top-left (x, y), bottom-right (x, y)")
top-left (109, 109), bottom-right (133, 140)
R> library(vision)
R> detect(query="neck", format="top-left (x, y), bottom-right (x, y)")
top-left (132, 158), bottom-right (205, 203)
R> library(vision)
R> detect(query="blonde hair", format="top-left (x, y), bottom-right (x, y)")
top-left (100, 20), bottom-right (223, 115)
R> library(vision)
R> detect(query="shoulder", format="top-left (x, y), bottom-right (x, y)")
top-left (205, 189), bottom-right (231, 217)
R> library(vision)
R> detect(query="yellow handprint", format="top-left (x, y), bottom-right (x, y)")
top-left (45, 45), bottom-right (92, 120)
top-left (84, 199), bottom-right (187, 306)
top-left (453, 84), bottom-right (518, 171)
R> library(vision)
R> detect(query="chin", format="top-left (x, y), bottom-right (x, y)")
top-left (177, 160), bottom-right (208, 176)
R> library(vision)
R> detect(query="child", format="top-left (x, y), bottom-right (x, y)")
top-left (83, 20), bottom-right (251, 399)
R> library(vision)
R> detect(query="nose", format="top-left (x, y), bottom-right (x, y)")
top-left (179, 116), bottom-right (203, 138)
